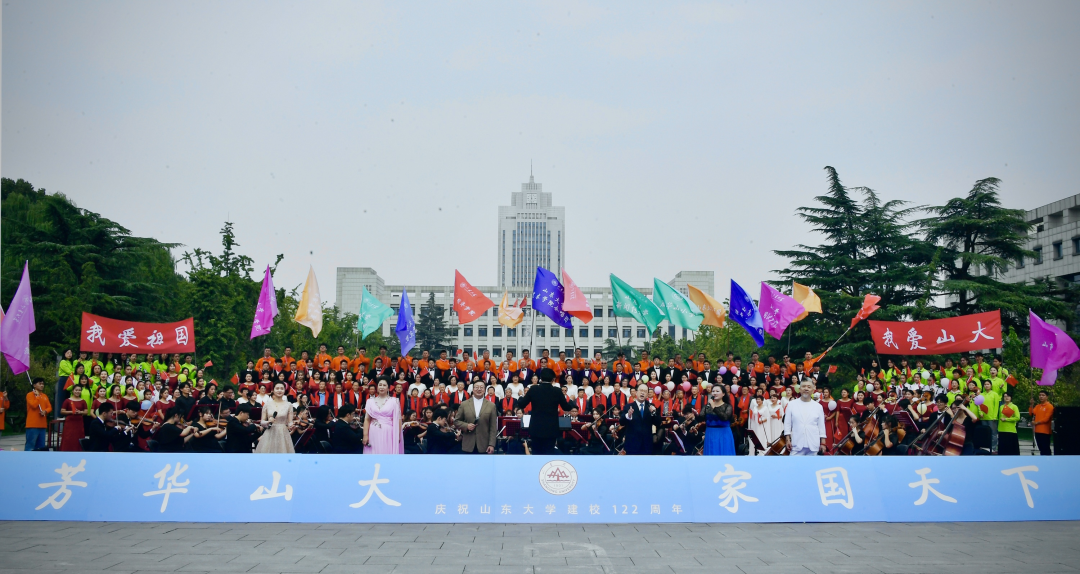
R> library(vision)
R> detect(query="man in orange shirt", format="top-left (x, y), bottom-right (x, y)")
top-left (1030, 390), bottom-right (1054, 456)
top-left (314, 344), bottom-right (333, 371)
top-left (351, 347), bottom-right (371, 374)
top-left (570, 349), bottom-right (588, 384)
top-left (434, 350), bottom-right (453, 383)
top-left (614, 352), bottom-right (632, 376)
top-left (25, 378), bottom-right (52, 451)
top-left (279, 347), bottom-right (297, 371)
top-left (637, 351), bottom-right (652, 375)
top-left (254, 348), bottom-right (276, 372)
top-left (520, 349), bottom-right (537, 372)
top-left (477, 350), bottom-right (496, 373)
top-left (499, 351), bottom-right (519, 380)
top-left (375, 346), bottom-right (392, 374)
top-left (332, 346), bottom-right (351, 374)
top-left (692, 352), bottom-right (707, 373)
top-left (296, 350), bottom-right (312, 372)
top-left (418, 350), bottom-right (432, 371)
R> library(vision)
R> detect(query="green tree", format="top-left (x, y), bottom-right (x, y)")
top-left (415, 293), bottom-right (451, 355)
top-left (772, 167), bottom-right (934, 368)
top-left (1, 178), bottom-right (185, 356)
top-left (922, 178), bottom-right (1066, 329)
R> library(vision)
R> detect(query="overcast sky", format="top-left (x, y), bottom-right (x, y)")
top-left (4, 1), bottom-right (1079, 304)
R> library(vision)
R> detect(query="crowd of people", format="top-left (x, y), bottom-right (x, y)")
top-left (16, 344), bottom-right (1056, 457)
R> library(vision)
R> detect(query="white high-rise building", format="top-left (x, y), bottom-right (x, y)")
top-left (497, 171), bottom-right (566, 289)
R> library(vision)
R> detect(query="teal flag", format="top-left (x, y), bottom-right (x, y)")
top-left (358, 286), bottom-right (393, 338)
top-left (610, 274), bottom-right (664, 335)
top-left (653, 278), bottom-right (704, 331)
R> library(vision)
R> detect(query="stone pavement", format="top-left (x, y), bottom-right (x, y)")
top-left (0, 521), bottom-right (1076, 574)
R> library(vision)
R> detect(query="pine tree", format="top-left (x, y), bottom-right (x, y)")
top-left (414, 292), bottom-right (451, 355)
top-left (921, 177), bottom-right (1065, 327)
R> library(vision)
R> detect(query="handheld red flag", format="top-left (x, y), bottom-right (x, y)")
top-left (204, 360), bottom-right (213, 368)
top-left (850, 294), bottom-right (882, 328)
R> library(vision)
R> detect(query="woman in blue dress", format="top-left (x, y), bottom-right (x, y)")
top-left (703, 385), bottom-right (736, 455)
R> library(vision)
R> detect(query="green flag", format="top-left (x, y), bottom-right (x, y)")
top-left (610, 274), bottom-right (664, 335)
top-left (358, 286), bottom-right (393, 338)
top-left (653, 278), bottom-right (704, 331)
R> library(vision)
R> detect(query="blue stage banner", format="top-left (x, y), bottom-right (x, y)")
top-left (0, 453), bottom-right (1076, 523)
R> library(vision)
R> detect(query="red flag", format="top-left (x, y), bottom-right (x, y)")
top-left (204, 360), bottom-right (213, 368)
top-left (850, 294), bottom-right (881, 329)
top-left (453, 270), bottom-right (495, 325)
top-left (456, 349), bottom-right (463, 356)
top-left (518, 296), bottom-right (528, 308)
top-left (1006, 375), bottom-right (1018, 387)
top-left (828, 365), bottom-right (837, 375)
top-left (562, 270), bottom-right (593, 323)
top-left (230, 374), bottom-right (239, 384)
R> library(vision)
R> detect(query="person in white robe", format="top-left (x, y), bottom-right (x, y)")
top-left (783, 378), bottom-right (827, 455)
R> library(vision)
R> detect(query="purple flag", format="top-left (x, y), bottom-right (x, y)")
top-left (250, 265), bottom-right (279, 339)
top-left (1030, 310), bottom-right (1080, 385)
top-left (759, 282), bottom-right (805, 340)
top-left (1, 262), bottom-right (36, 374)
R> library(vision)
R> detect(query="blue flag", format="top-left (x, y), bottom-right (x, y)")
top-left (396, 288), bottom-right (417, 357)
top-left (532, 267), bottom-right (574, 329)
top-left (729, 280), bottom-right (764, 347)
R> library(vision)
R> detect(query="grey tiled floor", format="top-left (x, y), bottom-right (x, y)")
top-left (0, 521), bottom-right (1076, 574)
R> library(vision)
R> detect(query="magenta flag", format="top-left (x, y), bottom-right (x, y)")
top-left (1030, 310), bottom-right (1080, 385)
top-left (759, 282), bottom-right (805, 340)
top-left (1, 262), bottom-right (36, 374)
top-left (250, 265), bottom-right (279, 339)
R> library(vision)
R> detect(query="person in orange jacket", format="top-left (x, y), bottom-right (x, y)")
top-left (25, 377), bottom-right (53, 451)
top-left (1030, 390), bottom-right (1054, 456)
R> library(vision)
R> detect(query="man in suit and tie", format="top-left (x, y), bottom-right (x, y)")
top-left (698, 360), bottom-right (716, 387)
top-left (621, 383), bottom-right (660, 455)
top-left (517, 368), bottom-right (576, 455)
top-left (455, 381), bottom-right (499, 454)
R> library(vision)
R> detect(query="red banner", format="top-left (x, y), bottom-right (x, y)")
top-left (79, 313), bottom-right (195, 353)
top-left (868, 310), bottom-right (1002, 355)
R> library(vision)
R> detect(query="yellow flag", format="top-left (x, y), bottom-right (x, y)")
top-left (792, 282), bottom-right (822, 321)
top-left (294, 265), bottom-right (323, 337)
top-left (687, 285), bottom-right (725, 328)
top-left (498, 291), bottom-right (524, 328)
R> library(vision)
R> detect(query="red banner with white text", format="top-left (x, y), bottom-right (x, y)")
top-left (868, 311), bottom-right (1001, 355)
top-left (79, 313), bottom-right (195, 353)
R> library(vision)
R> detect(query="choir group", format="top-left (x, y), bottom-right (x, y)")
top-left (25, 343), bottom-right (1055, 457)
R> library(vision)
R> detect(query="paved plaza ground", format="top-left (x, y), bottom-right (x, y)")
top-left (0, 520), bottom-right (1076, 574)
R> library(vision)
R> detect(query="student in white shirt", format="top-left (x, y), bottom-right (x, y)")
top-left (783, 378), bottom-right (827, 455)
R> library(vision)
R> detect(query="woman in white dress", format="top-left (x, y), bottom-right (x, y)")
top-left (747, 396), bottom-right (769, 455)
top-left (765, 393), bottom-right (785, 448)
top-left (255, 381), bottom-right (295, 453)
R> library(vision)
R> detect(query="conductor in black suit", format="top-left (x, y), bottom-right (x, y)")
top-left (331, 403), bottom-right (365, 454)
top-left (620, 383), bottom-right (660, 455)
top-left (517, 368), bottom-right (575, 455)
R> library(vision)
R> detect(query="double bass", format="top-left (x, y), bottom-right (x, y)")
top-left (830, 403), bottom-right (884, 456)
top-left (918, 396), bottom-right (970, 456)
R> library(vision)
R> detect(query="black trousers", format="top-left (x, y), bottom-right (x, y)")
top-left (998, 432), bottom-right (1020, 456)
top-left (1035, 432), bottom-right (1052, 456)
top-left (530, 437), bottom-right (558, 455)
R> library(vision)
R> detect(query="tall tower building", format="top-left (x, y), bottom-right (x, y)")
top-left (497, 169), bottom-right (566, 288)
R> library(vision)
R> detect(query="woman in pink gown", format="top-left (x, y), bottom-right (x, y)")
top-left (364, 380), bottom-right (404, 454)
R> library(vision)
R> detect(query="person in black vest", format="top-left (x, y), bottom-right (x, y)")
top-left (331, 403), bottom-right (365, 454)
top-left (620, 383), bottom-right (660, 455)
top-left (309, 405), bottom-right (333, 453)
top-left (87, 402), bottom-right (120, 452)
top-left (224, 404), bottom-right (262, 453)
top-left (516, 368), bottom-right (575, 455)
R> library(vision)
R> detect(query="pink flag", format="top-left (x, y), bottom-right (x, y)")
top-left (1029, 310), bottom-right (1080, 385)
top-left (1, 262), bottom-right (36, 374)
top-left (561, 270), bottom-right (593, 323)
top-left (759, 282), bottom-right (805, 340)
top-left (250, 265), bottom-right (279, 339)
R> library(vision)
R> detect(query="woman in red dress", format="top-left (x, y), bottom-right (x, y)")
top-left (852, 391), bottom-right (869, 418)
top-left (91, 386), bottom-right (109, 414)
top-left (819, 387), bottom-right (837, 450)
top-left (107, 384), bottom-right (124, 413)
top-left (60, 382), bottom-right (89, 451)
top-left (835, 388), bottom-right (855, 443)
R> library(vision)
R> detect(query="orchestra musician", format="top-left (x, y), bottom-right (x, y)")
top-left (224, 403), bottom-right (263, 453)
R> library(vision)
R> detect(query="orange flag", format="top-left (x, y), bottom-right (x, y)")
top-left (850, 294), bottom-right (881, 328)
top-left (453, 270), bottom-right (495, 325)
top-left (561, 270), bottom-right (593, 323)
top-left (687, 285), bottom-right (725, 328)
top-left (792, 282), bottom-right (822, 322)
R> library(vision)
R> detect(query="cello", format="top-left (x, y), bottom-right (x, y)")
top-left (920, 396), bottom-right (970, 456)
